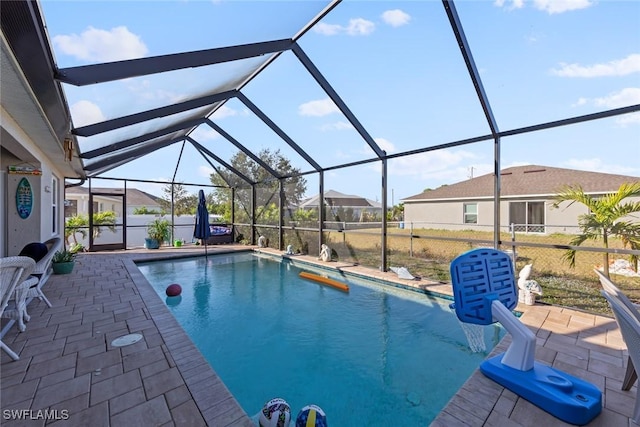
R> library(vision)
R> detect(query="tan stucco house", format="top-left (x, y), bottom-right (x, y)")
top-left (401, 165), bottom-right (640, 233)
top-left (64, 186), bottom-right (162, 218)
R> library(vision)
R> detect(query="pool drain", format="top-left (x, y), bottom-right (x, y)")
top-left (111, 333), bottom-right (143, 347)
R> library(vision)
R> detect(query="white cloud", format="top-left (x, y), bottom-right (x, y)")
top-left (494, 0), bottom-right (525, 11)
top-left (313, 19), bottom-right (375, 36)
top-left (495, 0), bottom-right (592, 14)
top-left (552, 54), bottom-right (640, 78)
top-left (593, 87), bottom-right (640, 109)
top-left (562, 158), bottom-right (640, 176)
top-left (381, 10), bottom-right (411, 27)
top-left (314, 23), bottom-right (343, 36)
top-left (126, 79), bottom-right (182, 103)
top-left (190, 126), bottom-right (221, 141)
top-left (533, 0), bottom-right (593, 14)
top-left (573, 88), bottom-right (640, 125)
top-left (374, 138), bottom-right (396, 153)
top-left (299, 98), bottom-right (340, 117)
top-left (615, 113), bottom-right (640, 125)
top-left (571, 97), bottom-right (588, 107)
top-left (371, 149), bottom-right (479, 182)
top-left (346, 18), bottom-right (375, 36)
top-left (70, 100), bottom-right (105, 127)
top-left (198, 165), bottom-right (214, 178)
top-left (211, 105), bottom-right (238, 119)
top-left (320, 121), bottom-right (353, 131)
top-left (53, 26), bottom-right (148, 62)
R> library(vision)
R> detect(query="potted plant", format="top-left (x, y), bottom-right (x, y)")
top-left (52, 249), bottom-right (76, 274)
top-left (145, 218), bottom-right (171, 249)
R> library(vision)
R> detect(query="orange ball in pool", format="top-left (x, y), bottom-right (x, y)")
top-left (166, 283), bottom-right (182, 297)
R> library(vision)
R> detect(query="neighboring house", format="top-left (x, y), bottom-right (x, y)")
top-left (64, 186), bottom-right (162, 218)
top-left (298, 189), bottom-right (382, 221)
top-left (401, 165), bottom-right (640, 233)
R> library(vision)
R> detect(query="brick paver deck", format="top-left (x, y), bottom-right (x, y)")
top-left (1, 246), bottom-right (636, 426)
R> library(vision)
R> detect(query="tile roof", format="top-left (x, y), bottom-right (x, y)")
top-left (401, 165), bottom-right (640, 201)
top-left (65, 186), bottom-right (161, 206)
top-left (299, 189), bottom-right (382, 208)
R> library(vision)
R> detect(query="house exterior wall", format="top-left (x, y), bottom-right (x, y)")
top-left (1, 109), bottom-right (66, 256)
top-left (404, 194), bottom-right (640, 234)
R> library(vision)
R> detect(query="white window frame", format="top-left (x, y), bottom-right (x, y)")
top-left (52, 175), bottom-right (59, 235)
top-left (463, 203), bottom-right (478, 224)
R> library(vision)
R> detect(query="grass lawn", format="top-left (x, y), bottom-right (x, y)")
top-left (317, 227), bottom-right (640, 316)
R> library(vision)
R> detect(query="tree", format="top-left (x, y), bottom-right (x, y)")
top-left (387, 203), bottom-right (404, 221)
top-left (209, 149), bottom-right (307, 222)
top-left (552, 182), bottom-right (640, 278)
top-left (64, 211), bottom-right (117, 247)
top-left (158, 183), bottom-right (198, 216)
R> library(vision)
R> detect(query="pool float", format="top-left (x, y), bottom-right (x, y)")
top-left (299, 271), bottom-right (349, 292)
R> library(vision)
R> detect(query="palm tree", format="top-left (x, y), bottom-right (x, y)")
top-left (553, 182), bottom-right (640, 278)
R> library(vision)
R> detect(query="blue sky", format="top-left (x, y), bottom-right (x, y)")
top-left (41, 0), bottom-right (639, 203)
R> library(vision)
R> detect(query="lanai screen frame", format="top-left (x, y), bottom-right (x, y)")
top-left (30, 0), bottom-right (639, 269)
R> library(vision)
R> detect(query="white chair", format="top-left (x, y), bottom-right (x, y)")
top-left (601, 290), bottom-right (640, 423)
top-left (1, 256), bottom-right (36, 360)
top-left (23, 237), bottom-right (62, 308)
top-left (595, 268), bottom-right (639, 390)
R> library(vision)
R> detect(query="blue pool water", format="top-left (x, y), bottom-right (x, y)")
top-left (138, 253), bottom-right (505, 426)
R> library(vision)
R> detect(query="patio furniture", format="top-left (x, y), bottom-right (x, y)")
top-left (594, 268), bottom-right (639, 390)
top-left (1, 256), bottom-right (36, 360)
top-left (21, 237), bottom-right (62, 309)
top-left (601, 290), bottom-right (640, 423)
top-left (205, 224), bottom-right (234, 245)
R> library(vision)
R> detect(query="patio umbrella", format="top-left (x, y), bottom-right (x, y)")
top-left (194, 189), bottom-right (211, 257)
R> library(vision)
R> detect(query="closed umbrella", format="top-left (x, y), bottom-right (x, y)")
top-left (194, 190), bottom-right (211, 257)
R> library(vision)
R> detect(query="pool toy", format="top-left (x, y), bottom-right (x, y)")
top-left (319, 244), bottom-right (331, 262)
top-left (450, 248), bottom-right (601, 425)
top-left (259, 397), bottom-right (291, 427)
top-left (299, 272), bottom-right (349, 292)
top-left (165, 283), bottom-right (182, 297)
top-left (296, 404), bottom-right (327, 427)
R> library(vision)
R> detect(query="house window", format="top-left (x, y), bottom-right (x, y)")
top-left (64, 199), bottom-right (77, 217)
top-left (463, 203), bottom-right (478, 224)
top-left (52, 176), bottom-right (59, 234)
top-left (509, 201), bottom-right (545, 232)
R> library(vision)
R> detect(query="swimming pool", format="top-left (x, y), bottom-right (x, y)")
top-left (138, 253), bottom-right (505, 426)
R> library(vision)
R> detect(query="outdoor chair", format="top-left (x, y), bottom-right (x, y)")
top-left (19, 236), bottom-right (61, 309)
top-left (601, 290), bottom-right (640, 423)
top-left (594, 268), bottom-right (639, 390)
top-left (0, 256), bottom-right (36, 360)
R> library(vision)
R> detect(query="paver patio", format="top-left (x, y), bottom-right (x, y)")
top-left (1, 246), bottom-right (636, 426)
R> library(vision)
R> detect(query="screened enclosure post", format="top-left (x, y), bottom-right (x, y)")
top-left (231, 187), bottom-right (235, 228)
top-left (171, 184), bottom-right (175, 244)
top-left (278, 179), bottom-right (284, 251)
top-left (493, 137), bottom-right (501, 249)
top-left (251, 185), bottom-right (256, 245)
top-left (318, 171), bottom-right (325, 256)
top-left (88, 178), bottom-right (93, 251)
top-left (381, 157), bottom-right (388, 271)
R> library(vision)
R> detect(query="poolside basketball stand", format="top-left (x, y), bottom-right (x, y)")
top-left (449, 248), bottom-right (602, 425)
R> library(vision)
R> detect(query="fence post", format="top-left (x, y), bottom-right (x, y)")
top-left (410, 222), bottom-right (413, 257)
top-left (510, 223), bottom-right (517, 267)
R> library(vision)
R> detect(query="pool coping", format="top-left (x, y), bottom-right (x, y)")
top-left (125, 251), bottom-right (255, 426)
